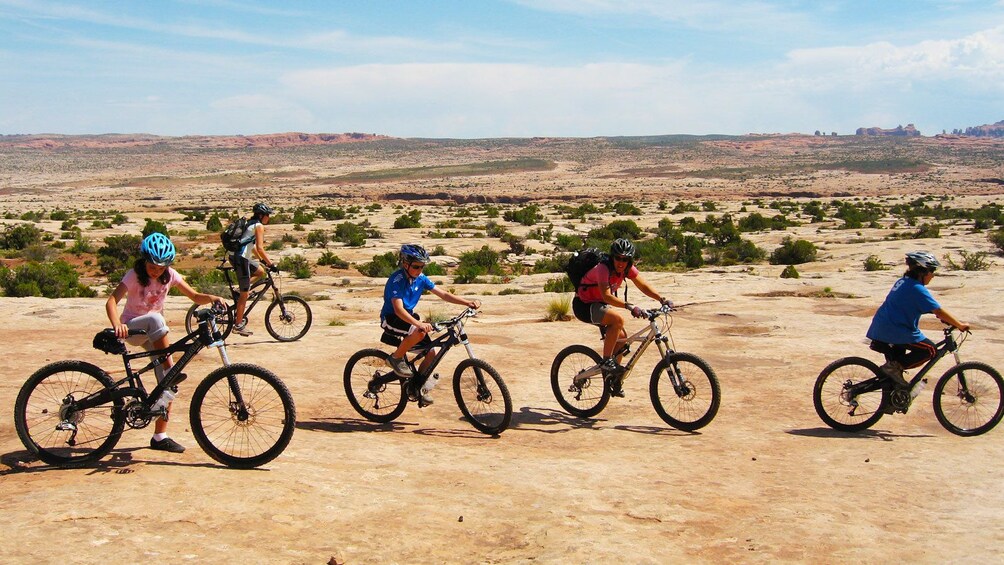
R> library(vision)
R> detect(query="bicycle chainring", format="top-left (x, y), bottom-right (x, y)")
top-left (123, 400), bottom-right (153, 429)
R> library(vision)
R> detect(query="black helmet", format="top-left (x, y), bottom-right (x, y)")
top-left (610, 238), bottom-right (636, 259)
top-left (906, 251), bottom-right (940, 271)
top-left (399, 244), bottom-right (430, 264)
top-left (252, 202), bottom-right (274, 217)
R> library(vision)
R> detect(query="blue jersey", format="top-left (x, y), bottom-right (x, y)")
top-left (381, 269), bottom-right (435, 320)
top-left (866, 277), bottom-right (940, 344)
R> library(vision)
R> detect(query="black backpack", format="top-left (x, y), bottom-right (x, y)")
top-left (565, 248), bottom-right (608, 288)
top-left (220, 217), bottom-right (249, 252)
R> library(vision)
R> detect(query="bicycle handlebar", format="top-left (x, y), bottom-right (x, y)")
top-left (430, 307), bottom-right (479, 333)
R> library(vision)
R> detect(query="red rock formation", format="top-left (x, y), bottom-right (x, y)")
top-left (855, 124), bottom-right (921, 136)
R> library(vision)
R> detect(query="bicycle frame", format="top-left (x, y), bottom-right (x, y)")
top-left (850, 327), bottom-right (962, 398)
top-left (369, 310), bottom-right (480, 391)
top-left (218, 259), bottom-right (282, 316)
top-left (576, 307), bottom-right (675, 382)
top-left (72, 310), bottom-right (234, 415)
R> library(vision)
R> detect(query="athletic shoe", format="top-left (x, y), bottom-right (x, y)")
top-left (234, 320), bottom-right (253, 337)
top-left (387, 355), bottom-right (413, 378)
top-left (150, 437), bottom-right (186, 453)
top-left (879, 360), bottom-right (909, 388)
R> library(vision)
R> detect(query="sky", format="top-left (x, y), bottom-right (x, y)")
top-left (1, 0), bottom-right (1003, 138)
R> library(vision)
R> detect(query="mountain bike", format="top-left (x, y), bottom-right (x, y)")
top-left (343, 308), bottom-right (513, 435)
top-left (14, 304), bottom-right (296, 468)
top-left (184, 258), bottom-right (312, 342)
top-left (813, 326), bottom-right (1004, 436)
top-left (551, 303), bottom-right (721, 431)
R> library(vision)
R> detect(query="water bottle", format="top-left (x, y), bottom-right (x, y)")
top-left (910, 378), bottom-right (928, 400)
top-left (151, 387), bottom-right (177, 413)
top-left (421, 373), bottom-right (440, 395)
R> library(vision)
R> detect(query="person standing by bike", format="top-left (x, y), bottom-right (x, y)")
top-left (380, 244), bottom-right (480, 405)
top-left (867, 251), bottom-right (970, 392)
top-left (105, 232), bottom-right (225, 453)
top-left (571, 238), bottom-right (671, 396)
top-left (231, 202), bottom-right (277, 337)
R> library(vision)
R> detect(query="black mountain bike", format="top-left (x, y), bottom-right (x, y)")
top-left (551, 303), bottom-right (720, 431)
top-left (184, 259), bottom-right (312, 342)
top-left (813, 326), bottom-right (1004, 436)
top-left (14, 305), bottom-right (296, 468)
top-left (344, 308), bottom-right (513, 435)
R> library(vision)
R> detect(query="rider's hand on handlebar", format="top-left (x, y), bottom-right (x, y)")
top-left (268, 264), bottom-right (279, 273)
top-left (419, 322), bottom-right (435, 335)
top-left (630, 305), bottom-right (645, 318)
top-left (660, 297), bottom-right (674, 309)
top-left (468, 299), bottom-right (481, 310)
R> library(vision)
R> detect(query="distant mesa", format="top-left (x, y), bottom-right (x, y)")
top-left (953, 120), bottom-right (1004, 138)
top-left (0, 132), bottom-right (392, 149)
top-left (855, 124), bottom-right (920, 137)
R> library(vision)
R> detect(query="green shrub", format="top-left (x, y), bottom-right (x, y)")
top-left (307, 229), bottom-right (329, 248)
top-left (769, 237), bottom-right (817, 265)
top-left (863, 255), bottom-right (887, 271)
top-left (292, 208), bottom-right (314, 225)
top-left (544, 276), bottom-right (575, 293)
top-left (334, 222), bottom-right (369, 246)
top-left (0, 260), bottom-right (97, 298)
top-left (913, 223), bottom-right (941, 239)
top-left (2, 223), bottom-right (43, 250)
top-left (498, 288), bottom-right (526, 296)
top-left (457, 246), bottom-right (501, 276)
top-left (317, 206), bottom-right (347, 221)
top-left (317, 251), bottom-right (349, 268)
top-left (545, 294), bottom-right (572, 321)
top-left (358, 251), bottom-right (399, 278)
top-left (612, 201), bottom-right (642, 215)
top-left (141, 219), bottom-right (169, 238)
top-left (423, 262), bottom-right (447, 276)
top-left (503, 205), bottom-right (542, 226)
top-left (944, 250), bottom-right (990, 271)
top-left (780, 265), bottom-right (800, 279)
top-left (393, 210), bottom-right (422, 229)
top-left (97, 234), bottom-right (142, 281)
top-left (989, 229), bottom-right (1004, 253)
top-left (453, 264), bottom-right (485, 284)
top-left (278, 254), bottom-right (312, 279)
top-left (206, 214), bottom-right (223, 231)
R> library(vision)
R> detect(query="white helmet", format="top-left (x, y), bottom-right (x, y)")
top-left (906, 251), bottom-right (940, 271)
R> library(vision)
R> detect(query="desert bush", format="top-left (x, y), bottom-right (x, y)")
top-left (97, 234), bottom-right (142, 280)
top-left (504, 205), bottom-right (542, 226)
top-left (292, 208), bottom-right (314, 225)
top-left (944, 250), bottom-right (990, 271)
top-left (545, 294), bottom-right (572, 321)
top-left (22, 244), bottom-right (57, 263)
top-left (393, 210), bottom-right (422, 229)
top-left (2, 223), bottom-right (43, 250)
top-left (456, 246), bottom-right (502, 281)
top-left (141, 219), bottom-right (169, 238)
top-left (206, 214), bottom-right (223, 231)
top-left (544, 276), bottom-right (575, 293)
top-left (334, 222), bottom-right (369, 246)
top-left (358, 251), bottom-right (399, 278)
top-left (780, 265), bottom-right (800, 279)
top-left (423, 262), bottom-right (447, 276)
top-left (278, 254), bottom-right (312, 279)
top-left (317, 206), bottom-right (347, 221)
top-left (612, 201), bottom-right (642, 215)
top-left (498, 288), bottom-right (526, 296)
top-left (317, 251), bottom-right (349, 268)
top-left (988, 229), bottom-right (1004, 253)
top-left (769, 237), bottom-right (817, 265)
top-left (307, 229), bottom-right (329, 248)
top-left (913, 223), bottom-right (941, 239)
top-left (863, 255), bottom-right (887, 271)
top-left (69, 235), bottom-right (94, 256)
top-left (0, 260), bottom-right (97, 298)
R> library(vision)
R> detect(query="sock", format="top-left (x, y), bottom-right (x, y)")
top-left (153, 432), bottom-right (168, 442)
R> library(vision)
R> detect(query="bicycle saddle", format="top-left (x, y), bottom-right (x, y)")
top-left (93, 330), bottom-right (128, 355)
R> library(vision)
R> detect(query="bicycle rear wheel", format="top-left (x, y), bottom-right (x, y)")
top-left (189, 363), bottom-right (296, 469)
top-left (453, 358), bottom-right (512, 435)
top-left (14, 360), bottom-right (125, 467)
top-left (265, 295), bottom-right (312, 342)
top-left (650, 352), bottom-right (721, 431)
top-left (344, 348), bottom-right (408, 423)
top-left (185, 301), bottom-right (234, 341)
top-left (550, 344), bottom-right (609, 418)
top-left (932, 362), bottom-right (1004, 436)
top-left (813, 357), bottom-right (885, 432)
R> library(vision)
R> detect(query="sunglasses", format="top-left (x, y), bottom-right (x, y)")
top-left (613, 255), bottom-right (632, 262)
top-left (408, 263), bottom-right (426, 271)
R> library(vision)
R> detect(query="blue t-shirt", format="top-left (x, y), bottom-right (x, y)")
top-left (866, 277), bottom-right (940, 344)
top-left (381, 269), bottom-right (436, 320)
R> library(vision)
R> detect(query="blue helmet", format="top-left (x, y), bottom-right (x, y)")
top-left (140, 233), bottom-right (176, 266)
top-left (399, 244), bottom-right (430, 265)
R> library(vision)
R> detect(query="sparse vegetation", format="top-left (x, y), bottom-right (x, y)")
top-left (545, 294), bottom-right (572, 321)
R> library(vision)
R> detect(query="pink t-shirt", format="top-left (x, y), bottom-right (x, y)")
top-left (576, 262), bottom-right (639, 303)
top-left (120, 267), bottom-right (184, 323)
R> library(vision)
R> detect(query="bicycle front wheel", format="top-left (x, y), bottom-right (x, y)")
top-left (265, 295), bottom-right (312, 342)
top-left (185, 301), bottom-right (234, 341)
top-left (650, 352), bottom-right (721, 431)
top-left (550, 344), bottom-right (609, 418)
top-left (453, 358), bottom-right (512, 435)
top-left (14, 360), bottom-right (125, 467)
top-left (344, 349), bottom-right (408, 423)
top-left (813, 357), bottom-right (885, 432)
top-left (933, 362), bottom-right (1004, 436)
top-left (189, 363), bottom-right (296, 469)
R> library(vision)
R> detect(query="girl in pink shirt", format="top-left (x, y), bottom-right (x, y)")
top-left (105, 233), bottom-right (223, 453)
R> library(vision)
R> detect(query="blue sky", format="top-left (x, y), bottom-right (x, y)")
top-left (2, 0), bottom-right (1003, 137)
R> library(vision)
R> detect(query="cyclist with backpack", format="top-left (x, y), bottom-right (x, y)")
top-left (380, 244), bottom-right (481, 405)
top-left (229, 202), bottom-right (277, 337)
top-left (571, 238), bottom-right (671, 396)
top-left (105, 233), bottom-right (225, 453)
top-left (866, 251), bottom-right (970, 399)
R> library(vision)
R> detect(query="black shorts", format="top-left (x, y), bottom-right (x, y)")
top-left (229, 255), bottom-right (260, 291)
top-left (572, 297), bottom-right (610, 338)
top-left (380, 311), bottom-right (433, 350)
